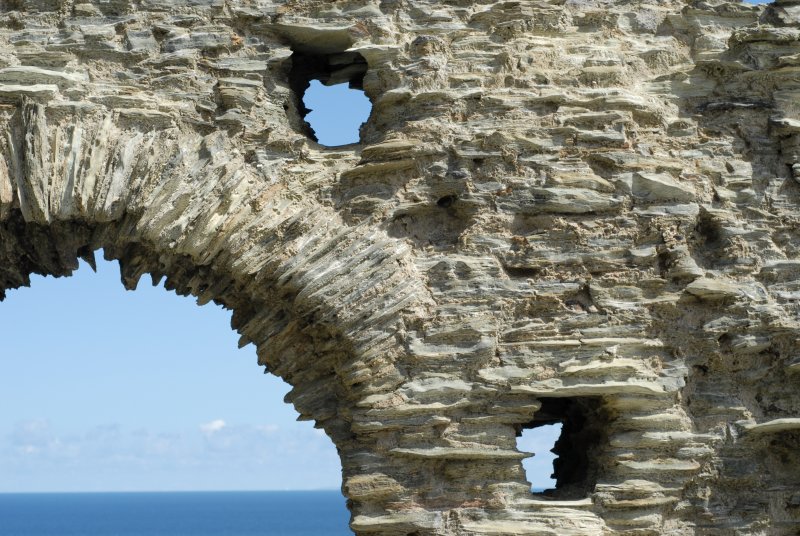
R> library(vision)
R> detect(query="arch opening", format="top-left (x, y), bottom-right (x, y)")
top-left (0, 251), bottom-right (345, 496)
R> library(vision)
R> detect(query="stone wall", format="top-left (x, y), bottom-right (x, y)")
top-left (0, 0), bottom-right (799, 533)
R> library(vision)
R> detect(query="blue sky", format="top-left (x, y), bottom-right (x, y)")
top-left (1, 82), bottom-right (559, 493)
top-left (304, 81), bottom-right (371, 146)
top-left (0, 257), bottom-right (341, 492)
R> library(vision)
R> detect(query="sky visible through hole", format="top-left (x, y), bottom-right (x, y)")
top-left (304, 80), bottom-right (371, 146)
top-left (517, 424), bottom-right (562, 491)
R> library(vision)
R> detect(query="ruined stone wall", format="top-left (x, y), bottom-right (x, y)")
top-left (1, 0), bottom-right (799, 534)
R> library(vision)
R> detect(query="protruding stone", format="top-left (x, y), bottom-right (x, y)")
top-left (632, 172), bottom-right (696, 203)
top-left (740, 418), bottom-right (800, 435)
top-left (685, 277), bottom-right (742, 301)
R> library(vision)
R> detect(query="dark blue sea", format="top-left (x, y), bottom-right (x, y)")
top-left (0, 491), bottom-right (352, 536)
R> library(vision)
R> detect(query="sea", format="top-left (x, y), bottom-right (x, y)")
top-left (0, 491), bottom-right (352, 536)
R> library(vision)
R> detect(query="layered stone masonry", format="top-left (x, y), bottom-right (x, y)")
top-left (0, 0), bottom-right (799, 534)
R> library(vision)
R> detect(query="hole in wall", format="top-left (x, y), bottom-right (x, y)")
top-left (288, 49), bottom-right (371, 146)
top-left (436, 194), bottom-right (457, 208)
top-left (517, 397), bottom-right (609, 499)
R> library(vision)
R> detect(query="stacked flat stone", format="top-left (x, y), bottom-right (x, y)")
top-left (0, 0), bottom-right (798, 534)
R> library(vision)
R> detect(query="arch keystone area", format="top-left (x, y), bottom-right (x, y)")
top-left (2, 0), bottom-right (800, 534)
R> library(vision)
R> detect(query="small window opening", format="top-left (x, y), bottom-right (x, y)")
top-left (289, 50), bottom-right (371, 146)
top-left (517, 397), bottom-right (609, 499)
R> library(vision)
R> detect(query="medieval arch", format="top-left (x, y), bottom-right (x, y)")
top-left (1, 0), bottom-right (799, 534)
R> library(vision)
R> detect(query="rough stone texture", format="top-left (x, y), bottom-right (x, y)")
top-left (0, 0), bottom-right (799, 534)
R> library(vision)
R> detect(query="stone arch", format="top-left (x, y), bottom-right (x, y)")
top-left (0, 98), bottom-right (434, 532)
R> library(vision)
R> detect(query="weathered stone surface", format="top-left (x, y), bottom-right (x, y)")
top-left (0, 0), bottom-right (798, 534)
top-left (685, 277), bottom-right (744, 301)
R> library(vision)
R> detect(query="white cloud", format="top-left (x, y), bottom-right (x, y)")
top-left (199, 419), bottom-right (226, 435)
